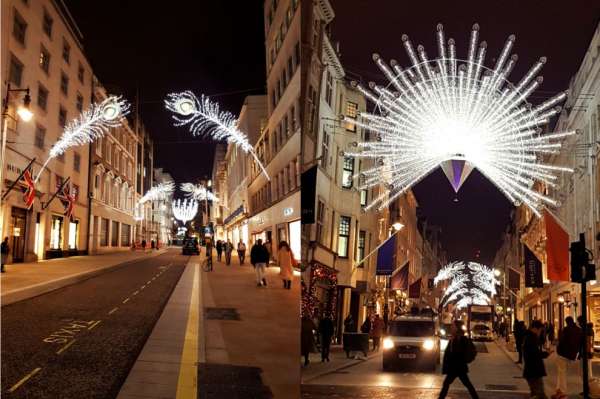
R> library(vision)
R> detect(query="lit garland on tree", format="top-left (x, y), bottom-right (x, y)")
top-left (436, 261), bottom-right (500, 309)
top-left (344, 24), bottom-right (574, 216)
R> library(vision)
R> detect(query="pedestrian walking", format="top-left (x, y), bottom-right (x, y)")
top-left (237, 241), bottom-right (246, 264)
top-left (577, 316), bottom-right (595, 380)
top-left (216, 240), bottom-right (223, 261)
top-left (250, 239), bottom-right (269, 287)
top-left (151, 239), bottom-right (155, 249)
top-left (523, 319), bottom-right (552, 399)
top-left (547, 322), bottom-right (555, 345)
top-left (515, 320), bottom-right (526, 364)
top-left (319, 314), bottom-right (334, 362)
top-left (1, 237), bottom-right (9, 273)
top-left (277, 241), bottom-right (295, 289)
top-left (224, 240), bottom-right (233, 265)
top-left (344, 314), bottom-right (356, 333)
top-left (371, 314), bottom-right (384, 351)
top-left (301, 314), bottom-right (317, 366)
top-left (141, 239), bottom-right (147, 251)
top-left (264, 240), bottom-right (272, 264)
top-left (361, 316), bottom-right (371, 334)
top-left (552, 316), bottom-right (582, 399)
top-left (438, 320), bottom-right (479, 399)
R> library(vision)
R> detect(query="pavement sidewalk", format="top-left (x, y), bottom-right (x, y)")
top-left (496, 337), bottom-right (600, 398)
top-left (1, 248), bottom-right (167, 305)
top-left (301, 345), bottom-right (379, 383)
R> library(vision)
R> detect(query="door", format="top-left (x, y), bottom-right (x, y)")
top-left (10, 207), bottom-right (27, 262)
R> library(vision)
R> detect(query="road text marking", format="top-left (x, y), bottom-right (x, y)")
top-left (133, 290), bottom-right (139, 296)
top-left (108, 307), bottom-right (119, 315)
top-left (8, 368), bottom-right (42, 392)
top-left (56, 339), bottom-right (77, 355)
top-left (43, 320), bottom-right (98, 344)
top-left (88, 320), bottom-right (102, 330)
top-left (122, 298), bottom-right (130, 304)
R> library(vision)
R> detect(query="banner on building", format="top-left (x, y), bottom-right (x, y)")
top-left (544, 210), bottom-right (570, 282)
top-left (508, 267), bottom-right (521, 290)
top-left (390, 261), bottom-right (408, 290)
top-left (301, 165), bottom-right (318, 224)
top-left (524, 246), bottom-right (543, 288)
top-left (375, 234), bottom-right (397, 276)
top-left (21, 168), bottom-right (36, 209)
top-left (409, 277), bottom-right (421, 298)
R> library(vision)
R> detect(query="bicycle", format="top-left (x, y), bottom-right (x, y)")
top-left (202, 255), bottom-right (213, 272)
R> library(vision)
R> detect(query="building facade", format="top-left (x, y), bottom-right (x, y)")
top-left (1, 0), bottom-right (94, 261)
top-left (153, 167), bottom-right (174, 245)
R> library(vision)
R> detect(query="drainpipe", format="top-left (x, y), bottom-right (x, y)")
top-left (85, 78), bottom-right (95, 255)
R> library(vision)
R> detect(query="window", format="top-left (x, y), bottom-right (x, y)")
top-left (58, 106), bottom-right (67, 127)
top-left (39, 45), bottom-right (50, 74)
top-left (338, 216), bottom-right (351, 258)
top-left (60, 71), bottom-right (69, 95)
top-left (325, 71), bottom-right (333, 107)
top-left (320, 130), bottom-right (330, 168)
top-left (34, 125), bottom-right (46, 149)
top-left (13, 9), bottom-right (27, 44)
top-left (68, 220), bottom-right (78, 249)
top-left (357, 230), bottom-right (366, 266)
top-left (42, 9), bottom-right (53, 38)
top-left (121, 224), bottom-right (131, 247)
top-left (290, 104), bottom-right (296, 131)
top-left (111, 221), bottom-right (119, 246)
top-left (288, 56), bottom-right (294, 78)
top-left (342, 157), bottom-right (354, 188)
top-left (316, 200), bottom-right (325, 245)
top-left (345, 101), bottom-right (358, 132)
top-left (294, 42), bottom-right (300, 67)
top-left (73, 153), bottom-right (81, 172)
top-left (62, 39), bottom-right (70, 63)
top-left (50, 215), bottom-right (63, 249)
top-left (76, 93), bottom-right (84, 112)
top-left (77, 63), bottom-right (84, 83)
top-left (9, 54), bottom-right (24, 86)
top-left (307, 85), bottom-right (317, 134)
top-left (360, 189), bottom-right (368, 207)
top-left (37, 84), bottom-right (48, 110)
top-left (100, 218), bottom-right (109, 246)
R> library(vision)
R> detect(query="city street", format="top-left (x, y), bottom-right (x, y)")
top-left (1, 249), bottom-right (187, 398)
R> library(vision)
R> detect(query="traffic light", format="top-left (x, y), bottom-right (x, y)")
top-left (570, 240), bottom-right (589, 282)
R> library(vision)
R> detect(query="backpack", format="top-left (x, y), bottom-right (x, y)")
top-left (464, 337), bottom-right (477, 363)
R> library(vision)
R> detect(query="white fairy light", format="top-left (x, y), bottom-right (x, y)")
top-left (180, 182), bottom-right (219, 202)
top-left (138, 181), bottom-right (175, 205)
top-left (346, 24), bottom-right (575, 216)
top-left (35, 96), bottom-right (130, 182)
top-left (172, 198), bottom-right (198, 224)
top-left (435, 261), bottom-right (498, 308)
top-left (165, 91), bottom-right (270, 180)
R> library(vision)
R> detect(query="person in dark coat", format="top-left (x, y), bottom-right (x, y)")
top-left (250, 239), bottom-right (269, 286)
top-left (319, 315), bottom-right (334, 362)
top-left (515, 320), bottom-right (526, 364)
top-left (438, 320), bottom-right (479, 399)
top-left (141, 239), bottom-right (147, 251)
top-left (216, 240), bottom-right (223, 261)
top-left (344, 314), bottom-right (356, 333)
top-left (361, 317), bottom-right (371, 334)
top-left (1, 237), bottom-right (9, 273)
top-left (577, 316), bottom-right (595, 380)
top-left (523, 319), bottom-right (551, 398)
top-left (301, 315), bottom-right (317, 366)
top-left (553, 316), bottom-right (582, 398)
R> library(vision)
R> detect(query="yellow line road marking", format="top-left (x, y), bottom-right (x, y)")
top-left (122, 298), bottom-right (130, 304)
top-left (176, 264), bottom-right (199, 398)
top-left (88, 320), bottom-right (102, 330)
top-left (56, 339), bottom-right (77, 355)
top-left (108, 307), bottom-right (119, 315)
top-left (132, 290), bottom-right (139, 296)
top-left (8, 367), bottom-right (42, 392)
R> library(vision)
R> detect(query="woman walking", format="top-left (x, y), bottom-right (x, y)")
top-left (277, 241), bottom-right (294, 289)
top-left (224, 240), bottom-right (233, 265)
top-left (237, 241), bottom-right (246, 264)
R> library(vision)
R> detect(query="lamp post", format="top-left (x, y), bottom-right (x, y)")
top-left (1, 84), bottom-right (33, 239)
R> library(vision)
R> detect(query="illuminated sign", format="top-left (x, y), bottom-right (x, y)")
top-left (283, 207), bottom-right (294, 217)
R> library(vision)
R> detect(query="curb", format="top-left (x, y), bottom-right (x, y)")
top-left (301, 350), bottom-right (380, 383)
top-left (1, 249), bottom-right (168, 306)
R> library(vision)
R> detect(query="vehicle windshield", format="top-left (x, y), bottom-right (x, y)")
top-left (473, 324), bottom-right (489, 331)
top-left (470, 313), bottom-right (492, 322)
top-left (389, 320), bottom-right (435, 337)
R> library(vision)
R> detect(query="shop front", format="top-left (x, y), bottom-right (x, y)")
top-left (9, 206), bottom-right (27, 263)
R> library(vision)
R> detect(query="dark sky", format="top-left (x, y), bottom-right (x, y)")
top-left (64, 1), bottom-right (266, 184)
top-left (330, 0), bottom-right (600, 264)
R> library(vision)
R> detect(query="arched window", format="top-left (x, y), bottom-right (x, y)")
top-left (103, 174), bottom-right (111, 203)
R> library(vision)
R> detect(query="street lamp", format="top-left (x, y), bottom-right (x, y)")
top-left (392, 222), bottom-right (404, 231)
top-left (494, 268), bottom-right (502, 277)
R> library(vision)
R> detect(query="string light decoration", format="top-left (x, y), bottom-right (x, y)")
top-left (345, 24), bottom-right (575, 216)
top-left (180, 182), bottom-right (219, 202)
top-left (138, 181), bottom-right (175, 205)
top-left (436, 261), bottom-right (500, 309)
top-left (172, 198), bottom-right (198, 224)
top-left (35, 96), bottom-right (130, 182)
top-left (302, 263), bottom-right (338, 318)
top-left (164, 91), bottom-right (270, 180)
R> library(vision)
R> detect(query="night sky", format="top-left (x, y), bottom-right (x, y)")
top-left (330, 0), bottom-right (600, 264)
top-left (63, 1), bottom-right (266, 184)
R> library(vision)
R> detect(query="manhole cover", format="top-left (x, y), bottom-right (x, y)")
top-left (485, 384), bottom-right (518, 391)
top-left (205, 307), bottom-right (241, 320)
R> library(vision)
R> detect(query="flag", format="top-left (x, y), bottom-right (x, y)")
top-left (390, 261), bottom-right (409, 290)
top-left (508, 267), bottom-right (521, 290)
top-left (60, 185), bottom-right (76, 221)
top-left (21, 168), bottom-right (36, 209)
top-left (301, 165), bottom-right (317, 224)
top-left (544, 210), bottom-right (570, 281)
top-left (376, 234), bottom-right (397, 276)
top-left (409, 278), bottom-right (421, 298)
top-left (524, 246), bottom-right (543, 288)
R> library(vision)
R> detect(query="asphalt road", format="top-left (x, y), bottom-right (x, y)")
top-left (301, 385), bottom-right (529, 398)
top-left (1, 249), bottom-right (188, 398)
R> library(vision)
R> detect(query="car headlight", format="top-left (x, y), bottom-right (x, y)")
top-left (422, 339), bottom-right (435, 351)
top-left (440, 328), bottom-right (446, 337)
top-left (383, 338), bottom-right (394, 350)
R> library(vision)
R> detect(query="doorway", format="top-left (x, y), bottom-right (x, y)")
top-left (10, 207), bottom-right (27, 263)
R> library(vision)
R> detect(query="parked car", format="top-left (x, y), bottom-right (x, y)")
top-left (181, 238), bottom-right (200, 255)
top-left (382, 315), bottom-right (440, 371)
top-left (470, 323), bottom-right (493, 341)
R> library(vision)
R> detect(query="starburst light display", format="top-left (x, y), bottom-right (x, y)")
top-left (35, 96), bottom-right (130, 182)
top-left (164, 91), bottom-right (270, 180)
top-left (435, 261), bottom-right (500, 309)
top-left (172, 198), bottom-right (198, 224)
top-left (180, 182), bottom-right (219, 202)
top-left (345, 24), bottom-right (575, 216)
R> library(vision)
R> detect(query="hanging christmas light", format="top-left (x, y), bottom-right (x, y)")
top-left (172, 198), bottom-right (198, 224)
top-left (435, 261), bottom-right (500, 308)
top-left (180, 182), bottom-right (219, 202)
top-left (164, 91), bottom-right (270, 180)
top-left (138, 181), bottom-right (175, 205)
top-left (345, 24), bottom-right (575, 216)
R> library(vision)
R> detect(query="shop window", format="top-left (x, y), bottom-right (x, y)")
top-left (111, 221), bottom-right (119, 246)
top-left (100, 218), bottom-right (108, 246)
top-left (50, 215), bottom-right (63, 249)
top-left (121, 224), bottom-right (131, 247)
top-left (338, 216), bottom-right (351, 258)
top-left (289, 220), bottom-right (301, 260)
top-left (68, 220), bottom-right (78, 249)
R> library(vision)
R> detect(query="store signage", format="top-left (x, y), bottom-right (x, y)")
top-left (254, 216), bottom-right (264, 225)
top-left (524, 246), bottom-right (543, 288)
top-left (283, 207), bottom-right (294, 216)
top-left (301, 166), bottom-right (317, 223)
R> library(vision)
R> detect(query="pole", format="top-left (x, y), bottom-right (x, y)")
top-left (0, 86), bottom-right (11, 241)
top-left (580, 232), bottom-right (590, 399)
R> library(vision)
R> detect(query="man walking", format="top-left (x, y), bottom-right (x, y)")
top-left (523, 319), bottom-right (552, 399)
top-left (515, 320), bottom-right (526, 364)
top-left (1, 237), bottom-right (9, 273)
top-left (319, 314), bottom-right (334, 362)
top-left (216, 240), bottom-right (223, 262)
top-left (552, 316), bottom-right (582, 399)
top-left (224, 240), bottom-right (233, 265)
top-left (237, 241), bottom-right (246, 264)
top-left (250, 239), bottom-right (269, 287)
top-left (438, 320), bottom-right (479, 399)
